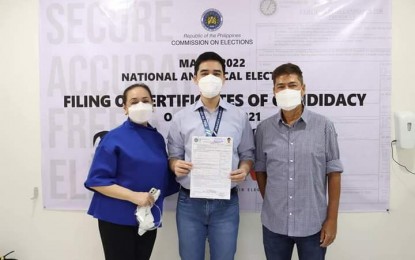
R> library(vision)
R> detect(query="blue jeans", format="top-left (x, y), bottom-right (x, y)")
top-left (263, 226), bottom-right (326, 260)
top-left (176, 189), bottom-right (239, 260)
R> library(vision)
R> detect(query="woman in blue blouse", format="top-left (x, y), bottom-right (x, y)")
top-left (85, 83), bottom-right (178, 260)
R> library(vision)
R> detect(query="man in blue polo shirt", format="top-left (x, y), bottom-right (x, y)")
top-left (167, 51), bottom-right (255, 260)
top-left (255, 63), bottom-right (343, 260)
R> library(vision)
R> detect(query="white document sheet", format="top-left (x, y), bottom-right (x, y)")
top-left (190, 136), bottom-right (233, 200)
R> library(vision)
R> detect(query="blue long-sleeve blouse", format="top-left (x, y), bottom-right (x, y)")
top-left (85, 119), bottom-right (178, 226)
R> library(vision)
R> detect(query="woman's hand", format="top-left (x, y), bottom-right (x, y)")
top-left (91, 185), bottom-right (155, 207)
top-left (131, 192), bottom-right (155, 207)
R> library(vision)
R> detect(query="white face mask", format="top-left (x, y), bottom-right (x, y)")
top-left (198, 74), bottom-right (223, 98)
top-left (128, 102), bottom-right (153, 124)
top-left (275, 89), bottom-right (302, 111)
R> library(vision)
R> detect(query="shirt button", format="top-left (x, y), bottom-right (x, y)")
top-left (290, 142), bottom-right (294, 145)
top-left (289, 213), bottom-right (293, 216)
top-left (289, 196), bottom-right (293, 199)
top-left (289, 159), bottom-right (294, 163)
top-left (289, 177), bottom-right (293, 181)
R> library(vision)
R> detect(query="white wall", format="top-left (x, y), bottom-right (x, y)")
top-left (1, 0), bottom-right (414, 259)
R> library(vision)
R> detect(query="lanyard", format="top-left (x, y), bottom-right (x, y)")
top-left (198, 106), bottom-right (223, 137)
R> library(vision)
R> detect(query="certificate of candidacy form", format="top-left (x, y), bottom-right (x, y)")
top-left (190, 136), bottom-right (233, 200)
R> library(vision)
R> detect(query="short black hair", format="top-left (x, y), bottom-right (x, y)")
top-left (122, 83), bottom-right (153, 105)
top-left (194, 52), bottom-right (226, 75)
top-left (272, 63), bottom-right (304, 85)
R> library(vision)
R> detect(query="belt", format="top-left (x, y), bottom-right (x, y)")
top-left (180, 186), bottom-right (238, 195)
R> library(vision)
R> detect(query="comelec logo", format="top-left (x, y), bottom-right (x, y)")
top-left (201, 8), bottom-right (223, 31)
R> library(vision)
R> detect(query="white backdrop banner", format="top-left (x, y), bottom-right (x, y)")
top-left (39, 0), bottom-right (391, 211)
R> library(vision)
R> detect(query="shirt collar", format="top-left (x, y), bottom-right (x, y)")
top-left (300, 107), bottom-right (310, 124)
top-left (277, 106), bottom-right (309, 126)
top-left (193, 97), bottom-right (229, 112)
top-left (126, 118), bottom-right (157, 131)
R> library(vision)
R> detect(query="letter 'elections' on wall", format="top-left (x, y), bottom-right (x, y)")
top-left (39, 0), bottom-right (391, 211)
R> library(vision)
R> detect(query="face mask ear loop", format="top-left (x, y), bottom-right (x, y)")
top-left (148, 204), bottom-right (163, 230)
